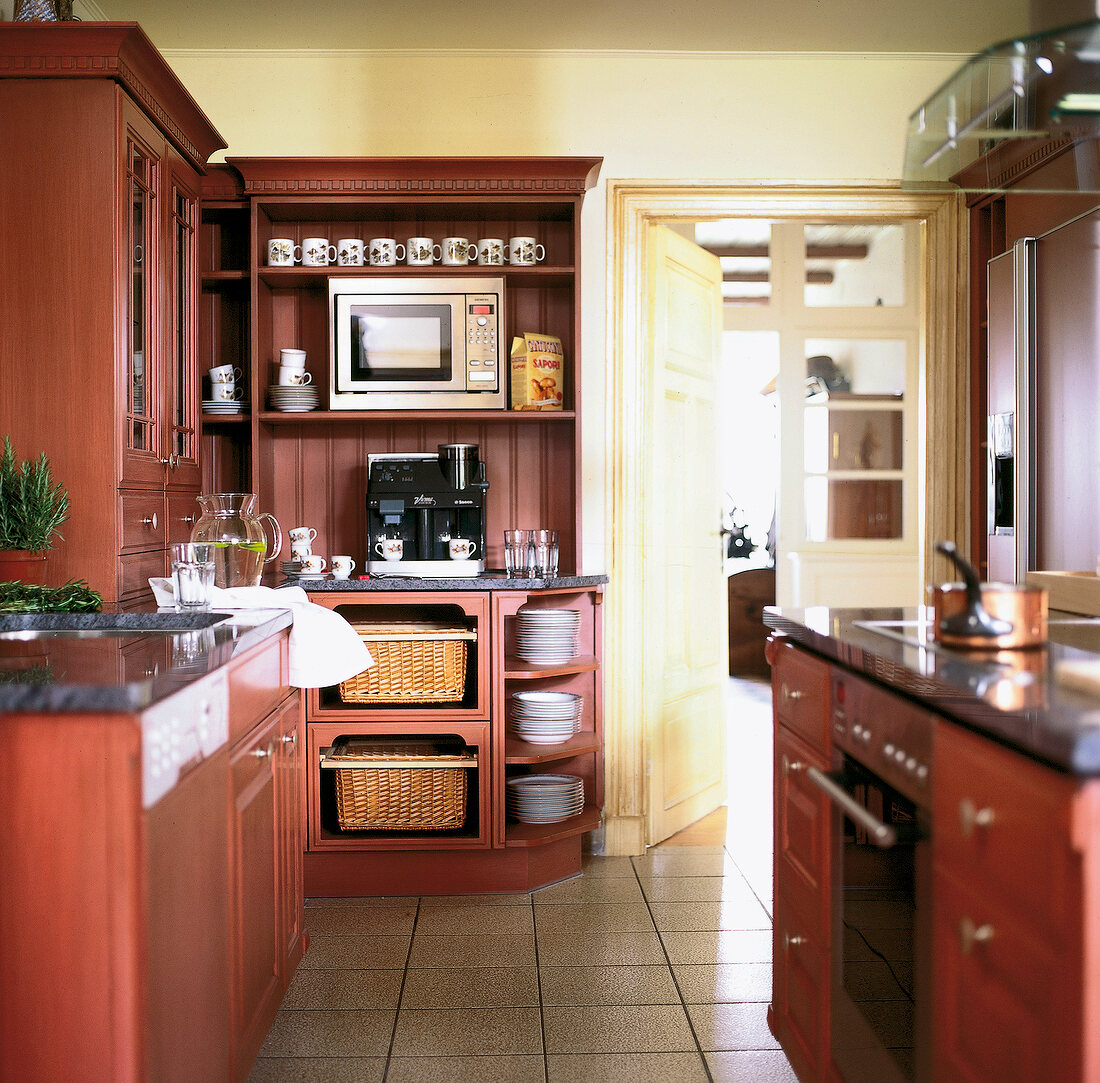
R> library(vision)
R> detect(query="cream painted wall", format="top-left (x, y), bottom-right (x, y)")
top-left (162, 47), bottom-right (964, 571)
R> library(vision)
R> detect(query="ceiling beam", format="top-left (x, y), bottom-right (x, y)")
top-left (704, 243), bottom-right (869, 260)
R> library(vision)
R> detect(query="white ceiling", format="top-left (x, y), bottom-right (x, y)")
top-left (81, 0), bottom-right (1029, 54)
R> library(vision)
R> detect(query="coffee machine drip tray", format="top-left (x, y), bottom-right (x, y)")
top-left (367, 558), bottom-right (483, 579)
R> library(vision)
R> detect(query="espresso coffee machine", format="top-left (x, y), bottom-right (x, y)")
top-left (366, 444), bottom-right (488, 577)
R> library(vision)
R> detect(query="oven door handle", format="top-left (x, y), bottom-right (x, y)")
top-left (803, 765), bottom-right (899, 848)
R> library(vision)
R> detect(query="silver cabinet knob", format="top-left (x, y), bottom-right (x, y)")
top-left (959, 798), bottom-right (995, 837)
top-left (141, 513), bottom-right (159, 530)
top-left (959, 916), bottom-right (995, 954)
top-left (782, 683), bottom-right (804, 702)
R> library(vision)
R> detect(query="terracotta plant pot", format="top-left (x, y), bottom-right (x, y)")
top-left (0, 549), bottom-right (47, 585)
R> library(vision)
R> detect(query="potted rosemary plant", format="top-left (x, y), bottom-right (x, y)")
top-left (0, 436), bottom-right (70, 584)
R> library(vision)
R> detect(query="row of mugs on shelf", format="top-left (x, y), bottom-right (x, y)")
top-left (266, 235), bottom-right (545, 268)
top-left (288, 526), bottom-right (356, 579)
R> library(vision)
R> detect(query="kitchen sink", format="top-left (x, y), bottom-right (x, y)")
top-left (0, 612), bottom-right (233, 639)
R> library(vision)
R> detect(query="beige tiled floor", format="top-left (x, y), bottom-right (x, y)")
top-left (251, 678), bottom-right (796, 1082)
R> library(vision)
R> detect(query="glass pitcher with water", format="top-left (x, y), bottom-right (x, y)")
top-left (190, 493), bottom-right (282, 587)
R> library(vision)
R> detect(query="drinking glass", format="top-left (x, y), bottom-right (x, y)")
top-left (170, 542), bottom-right (216, 610)
top-left (532, 529), bottom-right (559, 578)
top-left (504, 529), bottom-right (533, 577)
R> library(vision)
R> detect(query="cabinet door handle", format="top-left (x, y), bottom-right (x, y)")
top-left (251, 744), bottom-right (272, 760)
top-left (959, 916), bottom-right (995, 954)
top-left (782, 683), bottom-right (804, 703)
top-left (959, 798), bottom-right (995, 837)
top-left (141, 513), bottom-right (158, 530)
top-left (281, 732), bottom-right (297, 749)
top-left (784, 934), bottom-right (806, 950)
top-left (182, 514), bottom-right (196, 526)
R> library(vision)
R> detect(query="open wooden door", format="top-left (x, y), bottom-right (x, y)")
top-left (643, 224), bottom-right (728, 845)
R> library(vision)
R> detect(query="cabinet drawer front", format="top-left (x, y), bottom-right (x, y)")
top-left (166, 492), bottom-right (201, 545)
top-left (933, 721), bottom-right (1080, 944)
top-left (772, 641), bottom-right (830, 748)
top-left (119, 549), bottom-right (165, 602)
top-left (772, 898), bottom-right (829, 1081)
top-left (119, 490), bottom-right (167, 552)
top-left (229, 635), bottom-right (291, 746)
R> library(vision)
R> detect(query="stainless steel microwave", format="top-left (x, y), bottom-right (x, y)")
top-left (328, 276), bottom-right (506, 410)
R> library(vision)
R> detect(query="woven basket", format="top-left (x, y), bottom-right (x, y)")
top-left (324, 738), bottom-right (475, 831)
top-left (339, 622), bottom-right (475, 704)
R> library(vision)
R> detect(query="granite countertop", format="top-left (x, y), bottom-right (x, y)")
top-left (291, 573), bottom-right (608, 591)
top-left (0, 607), bottom-right (293, 714)
top-left (764, 605), bottom-right (1100, 775)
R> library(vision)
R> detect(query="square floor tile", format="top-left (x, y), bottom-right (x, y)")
top-left (632, 851), bottom-right (736, 879)
top-left (647, 898), bottom-right (771, 932)
top-left (248, 1056), bottom-right (386, 1082)
top-left (258, 1009), bottom-right (395, 1058)
top-left (400, 965), bottom-right (539, 1008)
top-left (306, 896), bottom-right (417, 908)
top-left (280, 967), bottom-right (403, 1010)
top-left (705, 1050), bottom-right (800, 1082)
top-left (385, 1055), bottom-right (547, 1082)
top-left (391, 1006), bottom-right (543, 1056)
top-left (671, 962), bottom-right (772, 1003)
top-left (408, 933), bottom-right (536, 968)
top-left (581, 855), bottom-right (638, 879)
top-left (659, 929), bottom-right (773, 964)
top-left (536, 929), bottom-right (667, 966)
top-left (534, 902), bottom-right (655, 935)
top-left (547, 1052), bottom-right (709, 1081)
top-left (543, 1003), bottom-right (696, 1053)
top-left (415, 903), bottom-right (534, 935)
top-left (304, 904), bottom-right (417, 935)
top-left (418, 893), bottom-right (532, 906)
top-left (539, 964), bottom-right (679, 1006)
top-left (640, 875), bottom-right (757, 903)
top-left (298, 934), bottom-right (411, 970)
top-left (686, 1002), bottom-right (782, 1052)
top-left (533, 877), bottom-right (645, 904)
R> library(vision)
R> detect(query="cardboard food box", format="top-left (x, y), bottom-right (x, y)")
top-left (510, 332), bottom-right (565, 410)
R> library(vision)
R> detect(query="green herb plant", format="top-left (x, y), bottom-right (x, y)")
top-left (0, 436), bottom-right (70, 552)
top-left (0, 580), bottom-right (102, 613)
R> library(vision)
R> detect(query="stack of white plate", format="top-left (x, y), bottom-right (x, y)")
top-left (514, 606), bottom-right (580, 664)
top-left (506, 773), bottom-right (584, 824)
top-left (202, 399), bottom-right (244, 415)
top-left (268, 385), bottom-right (320, 412)
top-left (509, 690), bottom-right (583, 744)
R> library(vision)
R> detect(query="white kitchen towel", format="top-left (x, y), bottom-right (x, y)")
top-left (148, 580), bottom-right (373, 688)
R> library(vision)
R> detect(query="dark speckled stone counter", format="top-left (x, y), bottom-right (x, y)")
top-left (289, 573), bottom-right (608, 591)
top-left (0, 607), bottom-right (293, 714)
top-left (764, 605), bottom-right (1100, 776)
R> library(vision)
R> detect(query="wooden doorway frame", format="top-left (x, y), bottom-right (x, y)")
top-left (602, 184), bottom-right (967, 856)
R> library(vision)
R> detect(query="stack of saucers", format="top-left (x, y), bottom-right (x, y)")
top-left (202, 398), bottom-right (244, 415)
top-left (506, 774), bottom-right (585, 824)
top-left (514, 606), bottom-right (580, 664)
top-left (281, 560), bottom-right (304, 579)
top-left (509, 690), bottom-right (583, 744)
top-left (268, 385), bottom-right (320, 412)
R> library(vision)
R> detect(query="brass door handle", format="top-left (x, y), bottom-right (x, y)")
top-left (959, 798), bottom-right (995, 837)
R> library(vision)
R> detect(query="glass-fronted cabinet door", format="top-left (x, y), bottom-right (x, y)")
top-left (164, 152), bottom-right (201, 491)
top-left (120, 106), bottom-right (165, 487)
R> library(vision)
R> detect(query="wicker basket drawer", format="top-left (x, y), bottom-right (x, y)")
top-left (321, 737), bottom-right (477, 831)
top-left (339, 622), bottom-right (476, 705)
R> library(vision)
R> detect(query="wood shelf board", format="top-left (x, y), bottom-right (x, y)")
top-left (1027, 571), bottom-right (1100, 617)
top-left (258, 409), bottom-right (576, 424)
top-left (504, 654), bottom-right (599, 679)
top-left (255, 266), bottom-right (575, 289)
top-left (504, 804), bottom-right (601, 847)
top-left (504, 733), bottom-right (601, 763)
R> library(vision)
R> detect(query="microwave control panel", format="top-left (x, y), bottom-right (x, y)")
top-left (465, 295), bottom-right (500, 385)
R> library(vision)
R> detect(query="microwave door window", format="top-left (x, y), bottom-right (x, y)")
top-left (350, 305), bottom-right (452, 382)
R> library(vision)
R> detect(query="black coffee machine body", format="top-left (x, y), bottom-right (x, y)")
top-left (366, 444), bottom-right (488, 577)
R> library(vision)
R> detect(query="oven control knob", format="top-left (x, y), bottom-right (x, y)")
top-left (852, 723), bottom-right (864, 739)
top-left (884, 742), bottom-right (896, 757)
top-left (916, 764), bottom-right (929, 781)
top-left (894, 748), bottom-right (907, 764)
top-left (905, 756), bottom-right (918, 772)
top-left (861, 728), bottom-right (872, 744)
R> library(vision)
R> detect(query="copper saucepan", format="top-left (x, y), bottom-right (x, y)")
top-left (928, 540), bottom-right (1048, 649)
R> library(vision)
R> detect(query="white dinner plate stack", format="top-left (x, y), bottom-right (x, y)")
top-left (267, 385), bottom-right (320, 412)
top-left (506, 773), bottom-right (584, 824)
top-left (513, 606), bottom-right (580, 664)
top-left (509, 690), bottom-right (583, 744)
top-left (202, 398), bottom-right (244, 415)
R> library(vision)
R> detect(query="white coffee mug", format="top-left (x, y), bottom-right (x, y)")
top-left (302, 554), bottom-right (327, 574)
top-left (301, 237), bottom-right (336, 266)
top-left (211, 382), bottom-right (244, 401)
top-left (331, 555), bottom-right (356, 579)
top-left (208, 364), bottom-right (243, 384)
top-left (277, 367), bottom-right (312, 386)
top-left (475, 238), bottom-right (504, 266)
top-left (369, 238), bottom-right (406, 266)
top-left (374, 537), bottom-right (403, 561)
top-left (505, 236), bottom-right (546, 265)
top-left (289, 526), bottom-right (318, 544)
top-left (280, 348), bottom-right (307, 369)
top-left (448, 538), bottom-right (478, 560)
top-left (407, 237), bottom-right (441, 266)
top-left (267, 238), bottom-right (300, 266)
top-left (336, 238), bottom-right (365, 266)
top-left (441, 237), bottom-right (476, 266)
